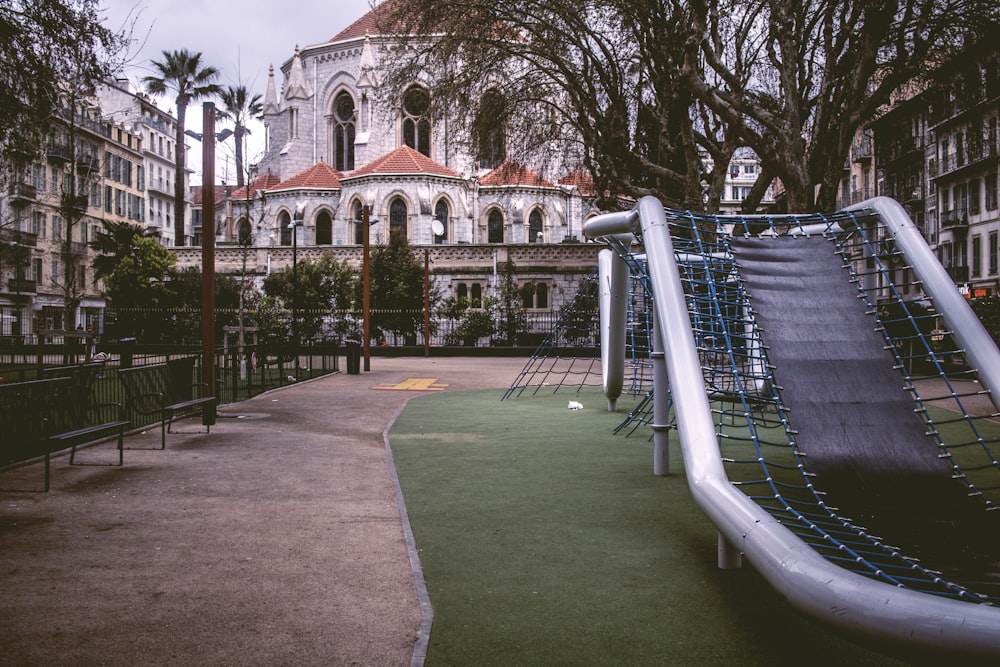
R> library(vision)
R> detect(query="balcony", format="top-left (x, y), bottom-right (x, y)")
top-left (852, 133), bottom-right (873, 163)
top-left (46, 142), bottom-right (72, 163)
top-left (5, 278), bottom-right (36, 294)
top-left (76, 154), bottom-right (99, 175)
top-left (61, 194), bottom-right (89, 217)
top-left (62, 241), bottom-right (89, 258)
top-left (8, 183), bottom-right (37, 206)
top-left (946, 265), bottom-right (970, 283)
top-left (147, 177), bottom-right (172, 196)
top-left (940, 208), bottom-right (969, 232)
top-left (0, 229), bottom-right (38, 248)
top-left (933, 145), bottom-right (1000, 181)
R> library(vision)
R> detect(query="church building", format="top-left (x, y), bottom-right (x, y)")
top-left (186, 1), bottom-right (604, 315)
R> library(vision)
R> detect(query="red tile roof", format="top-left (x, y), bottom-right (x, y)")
top-left (558, 170), bottom-right (596, 195)
top-left (480, 160), bottom-right (555, 188)
top-left (347, 145), bottom-right (459, 178)
top-left (191, 185), bottom-right (230, 205)
top-left (231, 170), bottom-right (282, 200)
top-left (331, 0), bottom-right (412, 42)
top-left (271, 162), bottom-right (343, 190)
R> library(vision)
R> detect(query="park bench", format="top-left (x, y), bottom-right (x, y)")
top-left (0, 376), bottom-right (128, 492)
top-left (40, 360), bottom-right (106, 391)
top-left (118, 357), bottom-right (216, 449)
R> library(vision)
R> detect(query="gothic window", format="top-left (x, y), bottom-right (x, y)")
top-left (475, 89), bottom-right (507, 169)
top-left (536, 283), bottom-right (549, 309)
top-left (237, 218), bottom-right (253, 246)
top-left (454, 281), bottom-right (486, 308)
top-left (528, 208), bottom-right (543, 243)
top-left (332, 92), bottom-right (356, 171)
top-left (316, 210), bottom-right (333, 245)
top-left (519, 281), bottom-right (551, 310)
top-left (434, 199), bottom-right (449, 244)
top-left (389, 197), bottom-right (408, 238)
top-left (487, 209), bottom-right (504, 243)
top-left (353, 201), bottom-right (365, 244)
top-left (278, 210), bottom-right (292, 245)
top-left (402, 85), bottom-right (431, 157)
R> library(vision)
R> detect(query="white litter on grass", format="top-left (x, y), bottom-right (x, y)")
top-left (567, 401), bottom-right (584, 410)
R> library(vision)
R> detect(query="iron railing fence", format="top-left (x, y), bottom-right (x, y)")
top-left (0, 339), bottom-right (340, 432)
top-left (59, 307), bottom-right (593, 349)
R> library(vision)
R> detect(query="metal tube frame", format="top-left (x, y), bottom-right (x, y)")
top-left (584, 196), bottom-right (1000, 657)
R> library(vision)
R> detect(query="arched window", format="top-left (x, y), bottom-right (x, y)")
top-left (237, 217), bottom-right (253, 246)
top-left (487, 209), bottom-right (504, 244)
top-left (456, 283), bottom-right (468, 302)
top-left (278, 210), bottom-right (291, 245)
top-left (433, 199), bottom-right (449, 244)
top-left (389, 197), bottom-right (408, 238)
top-left (332, 91), bottom-right (356, 171)
top-left (470, 283), bottom-right (482, 308)
top-left (475, 89), bottom-right (507, 169)
top-left (402, 85), bottom-right (431, 157)
top-left (316, 210), bottom-right (332, 245)
top-left (528, 208), bottom-right (543, 243)
top-left (353, 201), bottom-right (365, 244)
top-left (536, 283), bottom-right (548, 309)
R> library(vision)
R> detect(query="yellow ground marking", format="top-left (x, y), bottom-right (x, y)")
top-left (373, 377), bottom-right (449, 391)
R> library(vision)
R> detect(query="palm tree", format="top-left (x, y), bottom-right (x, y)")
top-left (89, 220), bottom-right (164, 284)
top-left (218, 85), bottom-right (263, 188)
top-left (142, 49), bottom-right (220, 246)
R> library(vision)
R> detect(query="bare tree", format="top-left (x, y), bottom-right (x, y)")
top-left (376, 0), bottom-right (996, 213)
top-left (378, 0), bottom-right (709, 209)
top-left (684, 0), bottom-right (998, 211)
top-left (0, 0), bottom-right (128, 177)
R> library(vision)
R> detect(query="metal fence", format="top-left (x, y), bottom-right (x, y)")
top-left (0, 338), bottom-right (340, 433)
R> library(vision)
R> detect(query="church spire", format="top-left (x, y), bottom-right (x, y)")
top-left (284, 45), bottom-right (314, 101)
top-left (263, 64), bottom-right (280, 115)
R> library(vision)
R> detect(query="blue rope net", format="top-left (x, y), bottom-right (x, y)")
top-left (503, 268), bottom-right (603, 399)
top-left (608, 206), bottom-right (1000, 604)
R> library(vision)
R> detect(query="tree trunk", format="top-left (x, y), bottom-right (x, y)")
top-left (174, 98), bottom-right (187, 246)
top-left (235, 125), bottom-right (245, 187)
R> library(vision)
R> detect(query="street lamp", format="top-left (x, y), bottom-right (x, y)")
top-left (289, 200), bottom-right (306, 376)
top-left (353, 206), bottom-right (378, 372)
top-left (191, 102), bottom-right (233, 412)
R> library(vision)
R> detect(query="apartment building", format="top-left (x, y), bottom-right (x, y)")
top-left (96, 80), bottom-right (184, 245)
top-left (0, 101), bottom-right (144, 338)
top-left (874, 42), bottom-right (1000, 298)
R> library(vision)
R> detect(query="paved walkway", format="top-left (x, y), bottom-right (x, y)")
top-left (0, 357), bottom-right (526, 667)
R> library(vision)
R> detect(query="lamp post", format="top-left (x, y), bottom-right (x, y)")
top-left (290, 202), bottom-right (305, 377)
top-left (351, 207), bottom-right (376, 372)
top-left (362, 205), bottom-right (372, 372)
top-left (187, 103), bottom-right (234, 406)
top-left (200, 103), bottom-right (218, 406)
top-left (424, 248), bottom-right (430, 358)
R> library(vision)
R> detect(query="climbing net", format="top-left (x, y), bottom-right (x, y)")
top-left (504, 265), bottom-right (655, 399)
top-left (611, 207), bottom-right (1000, 604)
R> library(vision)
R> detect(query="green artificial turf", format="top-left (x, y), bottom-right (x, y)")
top-left (390, 388), bottom-right (910, 666)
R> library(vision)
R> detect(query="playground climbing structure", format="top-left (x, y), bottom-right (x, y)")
top-left (581, 196), bottom-right (1000, 658)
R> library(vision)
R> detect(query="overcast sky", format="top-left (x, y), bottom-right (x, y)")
top-left (100, 0), bottom-right (377, 181)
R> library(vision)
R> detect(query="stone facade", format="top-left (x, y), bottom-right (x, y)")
top-left (177, 4), bottom-right (604, 312)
